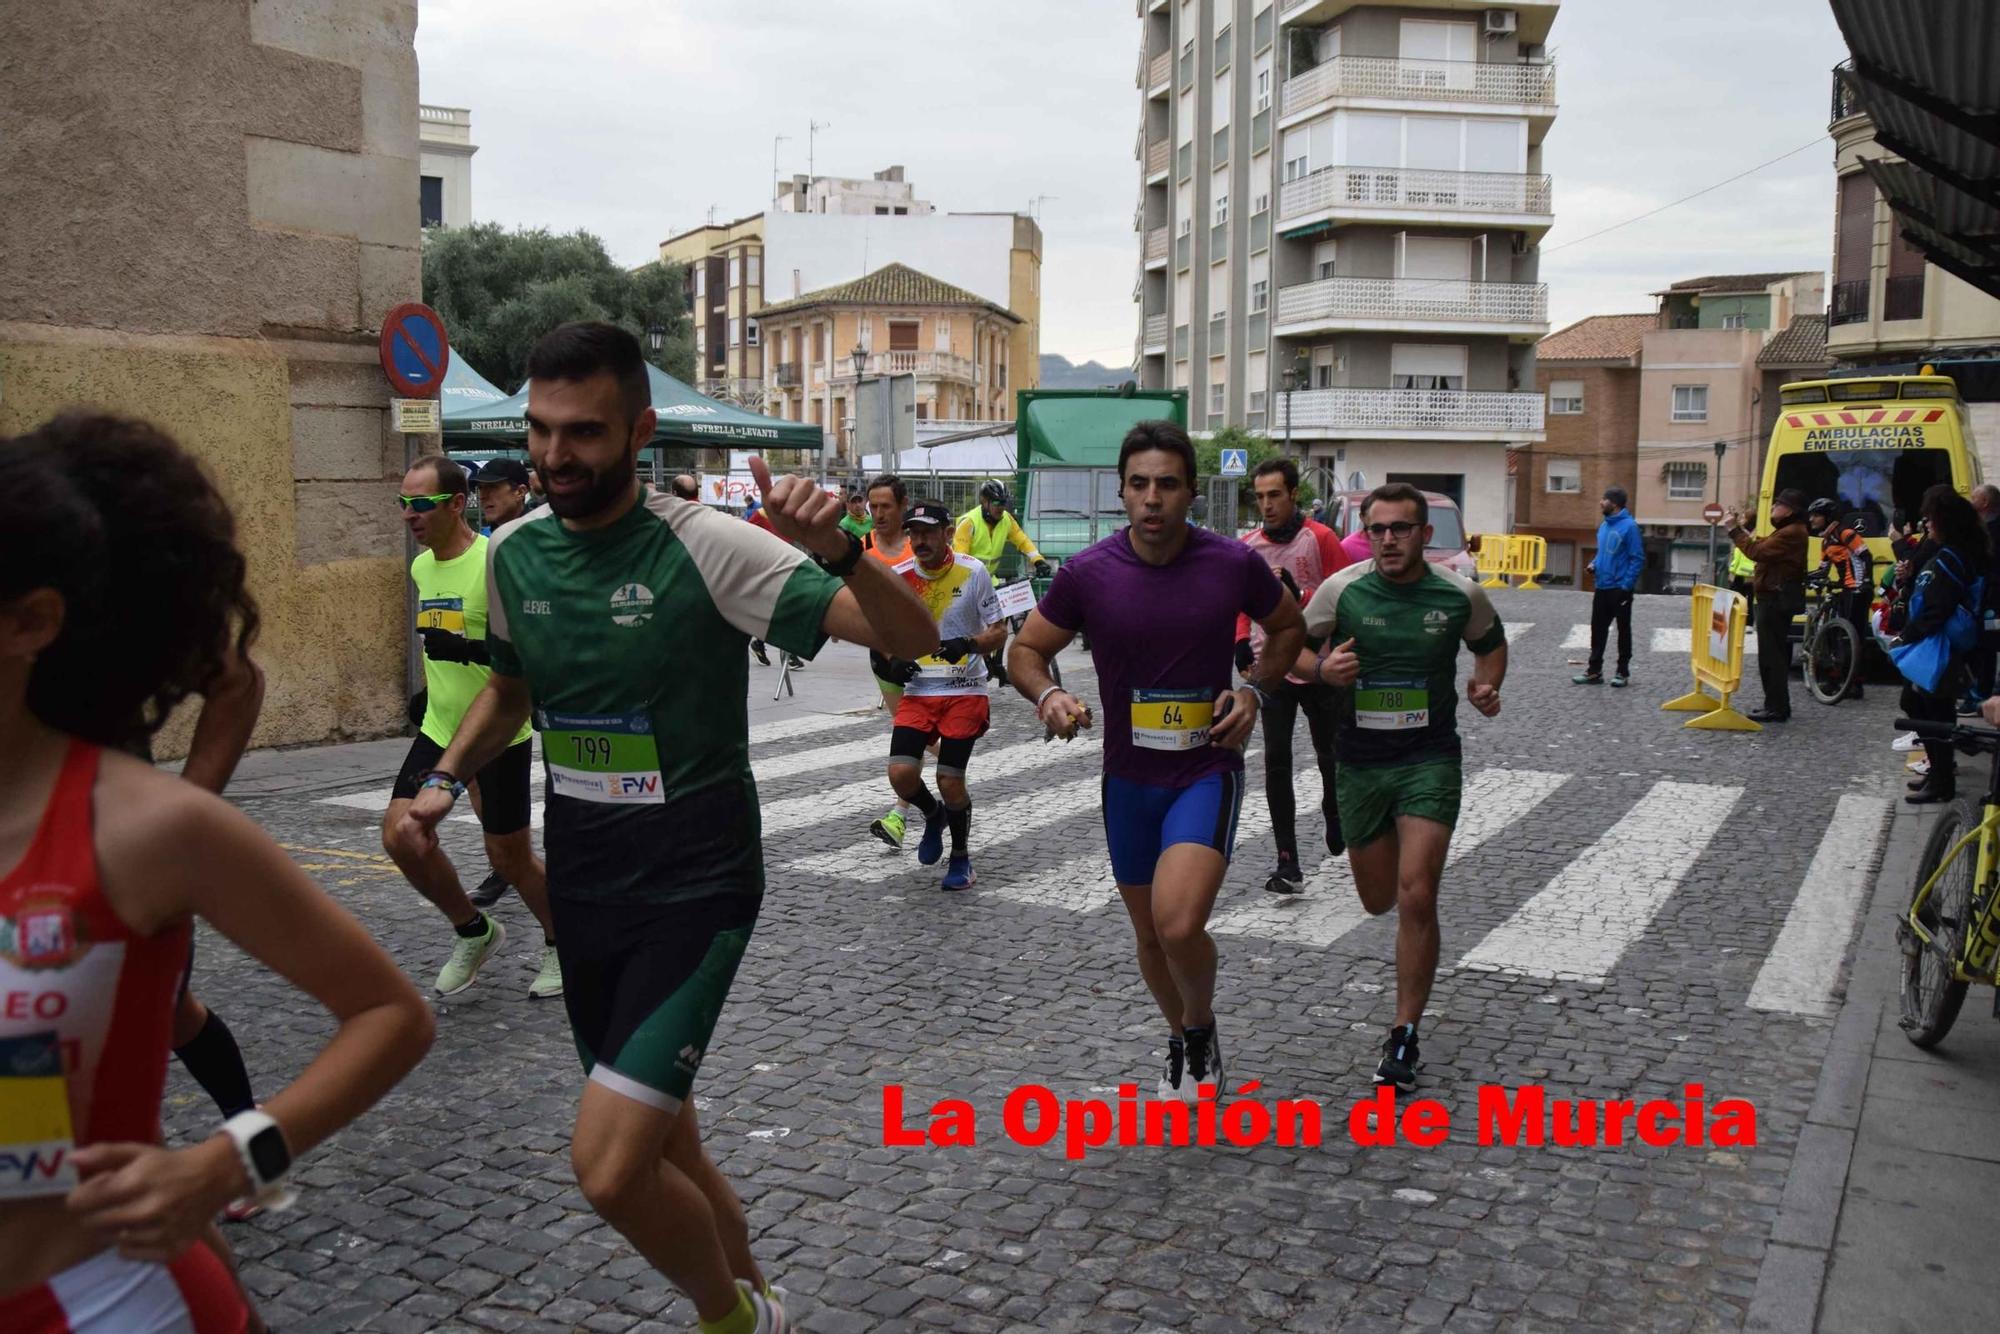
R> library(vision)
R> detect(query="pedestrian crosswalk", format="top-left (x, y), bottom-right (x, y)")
top-left (1555, 622), bottom-right (1756, 656)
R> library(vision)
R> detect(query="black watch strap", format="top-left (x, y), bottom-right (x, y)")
top-left (815, 529), bottom-right (865, 578)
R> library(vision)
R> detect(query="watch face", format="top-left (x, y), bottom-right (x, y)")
top-left (248, 1125), bottom-right (291, 1180)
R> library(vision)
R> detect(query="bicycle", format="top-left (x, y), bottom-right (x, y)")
top-left (1895, 715), bottom-right (2000, 1047)
top-left (1802, 574), bottom-right (1864, 706)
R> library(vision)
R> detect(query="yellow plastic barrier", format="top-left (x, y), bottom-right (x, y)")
top-left (1474, 534), bottom-right (1548, 590)
top-left (1660, 584), bottom-right (1760, 732)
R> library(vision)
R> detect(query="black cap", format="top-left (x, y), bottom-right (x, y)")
top-left (1775, 487), bottom-right (1810, 513)
top-left (477, 458), bottom-right (531, 488)
top-left (904, 500), bottom-right (952, 528)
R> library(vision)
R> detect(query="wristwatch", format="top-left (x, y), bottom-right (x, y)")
top-left (813, 529), bottom-right (865, 578)
top-left (417, 769), bottom-right (466, 800)
top-left (222, 1109), bottom-right (297, 1211)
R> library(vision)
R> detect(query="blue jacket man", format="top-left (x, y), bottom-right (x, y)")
top-left (1576, 485), bottom-right (1645, 686)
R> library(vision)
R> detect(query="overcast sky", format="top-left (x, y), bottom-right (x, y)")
top-left (417, 0), bottom-right (1851, 366)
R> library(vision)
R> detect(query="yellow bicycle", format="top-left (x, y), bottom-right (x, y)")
top-left (1898, 716), bottom-right (2000, 1047)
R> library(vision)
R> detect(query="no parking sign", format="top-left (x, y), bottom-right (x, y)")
top-left (378, 302), bottom-right (450, 397)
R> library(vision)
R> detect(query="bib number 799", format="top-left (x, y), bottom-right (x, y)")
top-left (570, 734), bottom-right (614, 766)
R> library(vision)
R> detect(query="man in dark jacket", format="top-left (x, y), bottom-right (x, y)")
top-left (1727, 488), bottom-right (1810, 722)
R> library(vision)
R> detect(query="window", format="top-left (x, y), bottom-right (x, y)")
top-left (1209, 380), bottom-right (1226, 415)
top-left (728, 256), bottom-right (741, 287)
top-left (813, 323), bottom-right (826, 363)
top-left (1548, 379), bottom-right (1584, 414)
top-left (935, 318), bottom-right (952, 352)
top-left (1249, 389), bottom-right (1267, 414)
top-left (1253, 192), bottom-right (1269, 215)
top-left (1666, 463), bottom-right (1708, 500)
top-left (894, 206), bottom-right (908, 215)
top-left (1720, 313), bottom-right (1747, 330)
top-left (745, 319), bottom-right (760, 347)
top-left (728, 317), bottom-right (741, 346)
top-left (1390, 343), bottom-right (1467, 391)
top-left (1314, 240), bottom-right (1336, 281)
top-left (875, 206), bottom-right (889, 215)
top-left (747, 255), bottom-right (761, 286)
top-left (1215, 25), bottom-right (1231, 69)
top-left (1546, 458), bottom-right (1581, 493)
top-left (1671, 384), bottom-right (1709, 422)
top-left (1215, 192), bottom-right (1229, 225)
top-left (419, 175), bottom-right (443, 228)
top-left (695, 267), bottom-right (706, 299)
top-left (1312, 344), bottom-right (1337, 388)
top-left (1255, 66), bottom-right (1271, 112)
top-left (1251, 279), bottom-right (1268, 312)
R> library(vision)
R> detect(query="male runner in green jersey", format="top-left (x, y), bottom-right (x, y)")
top-left (1301, 483), bottom-right (1506, 1092)
top-left (391, 322), bottom-right (935, 1334)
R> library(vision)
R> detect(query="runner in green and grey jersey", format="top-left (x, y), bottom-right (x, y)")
top-left (1301, 483), bottom-right (1507, 1094)
top-left (390, 321), bottom-right (935, 1334)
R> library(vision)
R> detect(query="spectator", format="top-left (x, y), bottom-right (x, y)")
top-left (1968, 484), bottom-right (2000, 699)
top-left (1726, 488), bottom-right (1810, 723)
top-left (1574, 485), bottom-right (1644, 687)
top-left (1899, 485), bottom-right (1990, 803)
top-left (669, 473), bottom-right (699, 501)
top-left (840, 490), bottom-right (873, 539)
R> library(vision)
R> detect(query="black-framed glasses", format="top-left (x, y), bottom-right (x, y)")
top-left (398, 493), bottom-right (454, 513)
top-left (1365, 521), bottom-right (1421, 539)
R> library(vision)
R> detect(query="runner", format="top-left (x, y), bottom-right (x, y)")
top-left (0, 413), bottom-right (431, 1333)
top-left (878, 500), bottom-right (1007, 890)
top-left (839, 490), bottom-right (873, 541)
top-left (390, 321), bottom-right (935, 1334)
top-left (475, 457), bottom-right (533, 535)
top-left (383, 454), bottom-right (562, 1000)
top-left (1009, 420), bottom-right (1304, 1099)
top-left (1237, 457), bottom-right (1349, 894)
top-left (1299, 482), bottom-right (1507, 1092)
top-left (953, 480), bottom-right (1050, 688)
top-left (865, 473), bottom-right (922, 849)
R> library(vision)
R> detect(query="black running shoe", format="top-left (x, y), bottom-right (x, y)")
top-left (1325, 810), bottom-right (1345, 860)
top-left (1184, 1023), bottom-right (1225, 1092)
top-left (1264, 851), bottom-right (1304, 895)
top-left (1373, 1024), bottom-right (1421, 1092)
top-left (1157, 1036), bottom-right (1187, 1102)
top-left (750, 640), bottom-right (771, 667)
top-left (468, 871), bottom-right (511, 909)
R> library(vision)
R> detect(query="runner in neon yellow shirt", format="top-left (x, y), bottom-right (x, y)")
top-left (954, 480), bottom-right (1051, 688)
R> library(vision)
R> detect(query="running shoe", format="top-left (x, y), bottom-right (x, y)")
top-left (1570, 672), bottom-right (1603, 686)
top-left (468, 871), bottom-right (512, 909)
top-left (750, 640), bottom-right (771, 667)
top-left (434, 916), bottom-right (505, 996)
top-left (785, 654), bottom-right (806, 670)
top-left (1892, 731), bottom-right (1921, 752)
top-left (1157, 1035), bottom-right (1189, 1102)
top-left (1184, 1023), bottom-right (1224, 1092)
top-left (738, 1279), bottom-right (789, 1333)
top-left (870, 809), bottom-right (906, 850)
top-left (1264, 851), bottom-right (1303, 895)
top-left (1609, 672), bottom-right (1629, 688)
top-left (1373, 1024), bottom-right (1421, 1092)
top-left (916, 808), bottom-right (946, 866)
top-left (941, 855), bottom-right (976, 891)
top-left (528, 943), bottom-right (563, 1000)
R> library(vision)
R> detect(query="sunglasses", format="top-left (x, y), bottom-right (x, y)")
top-left (397, 493), bottom-right (455, 513)
top-left (1365, 521), bottom-right (1422, 539)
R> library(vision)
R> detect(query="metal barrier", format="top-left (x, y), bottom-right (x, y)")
top-left (1660, 584), bottom-right (1760, 732)
top-left (1474, 533), bottom-right (1548, 590)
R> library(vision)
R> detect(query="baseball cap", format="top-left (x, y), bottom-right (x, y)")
top-left (904, 500), bottom-right (952, 528)
top-left (476, 458), bottom-right (531, 488)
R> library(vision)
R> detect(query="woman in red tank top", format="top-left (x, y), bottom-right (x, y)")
top-left (0, 415), bottom-right (435, 1332)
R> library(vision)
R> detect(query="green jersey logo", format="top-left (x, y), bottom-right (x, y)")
top-left (609, 582), bottom-right (655, 627)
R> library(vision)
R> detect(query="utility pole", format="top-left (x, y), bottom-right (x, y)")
top-left (808, 119), bottom-right (830, 210)
top-left (1708, 438), bottom-right (1728, 586)
top-left (771, 133), bottom-right (790, 207)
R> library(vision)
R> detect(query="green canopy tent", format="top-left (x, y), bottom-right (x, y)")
top-left (440, 363), bottom-right (822, 453)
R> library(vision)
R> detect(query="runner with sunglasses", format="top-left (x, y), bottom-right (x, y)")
top-left (1299, 483), bottom-right (1506, 1092)
top-left (386, 456), bottom-right (561, 999)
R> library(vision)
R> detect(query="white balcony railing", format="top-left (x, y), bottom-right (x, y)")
top-left (1275, 275), bottom-right (1549, 329)
top-left (1144, 226), bottom-right (1169, 264)
top-left (1146, 139), bottom-right (1169, 177)
top-left (1281, 56), bottom-right (1555, 118)
top-left (1148, 51), bottom-right (1171, 89)
top-left (836, 351), bottom-right (977, 382)
top-left (1279, 166), bottom-right (1552, 222)
top-left (1143, 313), bottom-right (1168, 348)
top-left (1276, 386), bottom-right (1545, 436)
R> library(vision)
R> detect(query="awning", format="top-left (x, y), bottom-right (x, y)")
top-left (442, 363), bottom-right (824, 452)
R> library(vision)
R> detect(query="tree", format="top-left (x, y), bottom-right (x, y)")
top-left (1195, 425), bottom-right (1318, 506)
top-left (420, 223), bottom-right (695, 389)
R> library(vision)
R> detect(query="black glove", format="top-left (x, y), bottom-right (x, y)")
top-left (1234, 637), bottom-right (1255, 673)
top-left (1034, 559), bottom-right (1053, 579)
top-left (937, 637), bottom-right (977, 664)
top-left (420, 627), bottom-right (488, 664)
top-left (886, 657), bottom-right (922, 685)
top-left (1276, 568), bottom-right (1302, 602)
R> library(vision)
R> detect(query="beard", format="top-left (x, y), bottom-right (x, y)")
top-left (539, 451), bottom-right (636, 520)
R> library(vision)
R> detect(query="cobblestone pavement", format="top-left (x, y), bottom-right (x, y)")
top-left (167, 588), bottom-right (1904, 1332)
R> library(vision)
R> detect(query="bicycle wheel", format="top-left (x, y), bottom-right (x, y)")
top-left (1900, 798), bottom-right (1976, 1048)
top-left (1805, 616), bottom-right (1860, 705)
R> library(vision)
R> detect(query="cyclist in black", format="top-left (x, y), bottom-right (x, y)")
top-left (1806, 497), bottom-right (1872, 701)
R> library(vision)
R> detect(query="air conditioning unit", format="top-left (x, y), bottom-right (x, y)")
top-left (1484, 8), bottom-right (1518, 35)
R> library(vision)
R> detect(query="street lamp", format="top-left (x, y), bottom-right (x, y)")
top-left (849, 346), bottom-right (867, 463)
top-left (647, 323), bottom-right (665, 354)
top-left (1707, 437), bottom-right (1728, 586)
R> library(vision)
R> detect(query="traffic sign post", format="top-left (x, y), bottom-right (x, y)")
top-left (1702, 502), bottom-right (1726, 525)
top-left (379, 302), bottom-right (450, 398)
top-left (1703, 502), bottom-right (1727, 590)
top-left (1219, 447), bottom-right (1248, 477)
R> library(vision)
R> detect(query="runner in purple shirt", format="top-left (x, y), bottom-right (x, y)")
top-left (1008, 420), bottom-right (1306, 1100)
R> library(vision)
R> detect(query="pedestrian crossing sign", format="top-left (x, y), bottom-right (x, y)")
top-left (1220, 448), bottom-right (1248, 476)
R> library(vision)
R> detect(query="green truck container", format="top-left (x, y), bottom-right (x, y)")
top-left (1011, 387), bottom-right (1189, 582)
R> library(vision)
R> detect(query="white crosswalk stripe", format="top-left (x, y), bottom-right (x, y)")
top-left (1746, 794), bottom-right (1894, 1016)
top-left (747, 711), bottom-right (878, 746)
top-left (1562, 621), bottom-right (1754, 657)
top-left (1457, 780), bottom-right (1743, 982)
top-left (1562, 624), bottom-right (1590, 650)
top-left (761, 735), bottom-right (1098, 836)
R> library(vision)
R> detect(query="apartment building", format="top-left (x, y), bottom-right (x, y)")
top-left (1132, 0), bottom-right (1556, 534)
top-left (418, 104), bottom-right (475, 228)
top-left (1520, 314), bottom-right (1648, 586)
top-left (756, 263), bottom-right (1022, 459)
top-left (773, 164), bottom-right (934, 216)
top-left (660, 214), bottom-right (766, 404)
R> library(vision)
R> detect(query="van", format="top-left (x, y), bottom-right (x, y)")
top-left (1326, 489), bottom-right (1477, 577)
top-left (1757, 374), bottom-right (1981, 569)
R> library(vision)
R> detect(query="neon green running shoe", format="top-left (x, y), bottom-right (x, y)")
top-left (870, 809), bottom-right (906, 849)
top-left (528, 942), bottom-right (563, 1000)
top-left (435, 915), bottom-right (505, 996)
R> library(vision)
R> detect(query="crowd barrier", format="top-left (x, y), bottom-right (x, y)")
top-left (1660, 583), bottom-right (1760, 732)
top-left (1474, 533), bottom-right (1547, 590)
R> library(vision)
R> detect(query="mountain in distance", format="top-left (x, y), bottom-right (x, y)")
top-left (1038, 353), bottom-right (1131, 390)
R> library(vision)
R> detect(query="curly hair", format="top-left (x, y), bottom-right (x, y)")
top-left (0, 413), bottom-right (260, 748)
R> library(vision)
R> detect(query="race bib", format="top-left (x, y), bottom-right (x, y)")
top-left (916, 659), bottom-right (984, 687)
top-left (0, 1031), bottom-right (77, 1200)
top-left (1355, 675), bottom-right (1430, 731)
top-left (539, 710), bottom-right (664, 804)
top-left (1131, 688), bottom-right (1214, 751)
top-left (416, 597), bottom-right (466, 634)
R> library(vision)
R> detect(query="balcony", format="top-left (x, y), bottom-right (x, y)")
top-left (1830, 278), bottom-right (1869, 327)
top-left (1144, 226), bottom-right (1169, 268)
top-left (1145, 139), bottom-right (1169, 180)
top-left (1279, 165), bottom-right (1553, 236)
top-left (1143, 312), bottom-right (1168, 352)
top-left (1275, 386), bottom-right (1545, 441)
top-left (1148, 50), bottom-right (1171, 94)
top-left (1274, 275), bottom-right (1549, 337)
top-left (773, 361), bottom-right (802, 388)
top-left (1280, 55), bottom-right (1556, 127)
top-left (833, 351), bottom-right (978, 383)
top-left (1282, 1), bottom-right (1557, 44)
top-left (1884, 272), bottom-right (1926, 321)
top-left (1830, 59), bottom-right (1865, 127)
